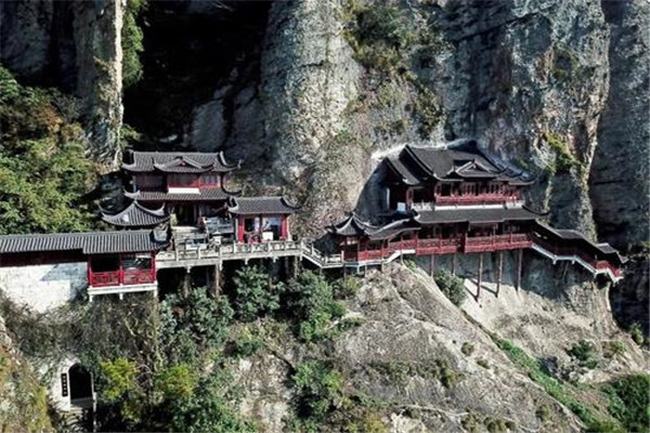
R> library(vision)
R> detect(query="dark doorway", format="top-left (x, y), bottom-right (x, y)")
top-left (69, 364), bottom-right (93, 401)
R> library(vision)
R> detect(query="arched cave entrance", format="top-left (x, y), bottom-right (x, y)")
top-left (69, 363), bottom-right (93, 402)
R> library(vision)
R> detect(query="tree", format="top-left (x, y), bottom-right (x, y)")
top-left (232, 265), bottom-right (280, 321)
top-left (283, 271), bottom-right (345, 342)
top-left (170, 370), bottom-right (255, 433)
top-left (0, 67), bottom-right (95, 234)
top-left (159, 289), bottom-right (233, 363)
top-left (434, 270), bottom-right (467, 306)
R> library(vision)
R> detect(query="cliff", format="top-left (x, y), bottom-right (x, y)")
top-left (0, 0), bottom-right (648, 431)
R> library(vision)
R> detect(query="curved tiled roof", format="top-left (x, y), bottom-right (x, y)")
top-left (392, 141), bottom-right (534, 185)
top-left (414, 206), bottom-right (544, 225)
top-left (329, 213), bottom-right (378, 237)
top-left (124, 186), bottom-right (239, 202)
top-left (0, 230), bottom-right (167, 255)
top-left (227, 196), bottom-right (299, 215)
top-left (123, 151), bottom-right (238, 173)
top-left (101, 202), bottom-right (170, 227)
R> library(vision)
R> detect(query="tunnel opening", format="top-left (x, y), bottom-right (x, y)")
top-left (69, 363), bottom-right (93, 402)
top-left (123, 1), bottom-right (270, 150)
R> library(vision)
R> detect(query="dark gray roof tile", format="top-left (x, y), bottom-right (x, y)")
top-left (0, 230), bottom-right (167, 255)
top-left (228, 197), bottom-right (298, 215)
top-left (101, 202), bottom-right (170, 227)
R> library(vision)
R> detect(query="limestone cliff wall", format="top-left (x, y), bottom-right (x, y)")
top-left (0, 0), bottom-right (124, 170)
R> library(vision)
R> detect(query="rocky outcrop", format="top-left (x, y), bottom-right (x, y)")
top-left (590, 0), bottom-right (650, 250)
top-left (0, 316), bottom-right (54, 432)
top-left (0, 0), bottom-right (124, 170)
top-left (73, 0), bottom-right (124, 170)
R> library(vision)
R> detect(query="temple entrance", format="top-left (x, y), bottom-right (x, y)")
top-left (176, 205), bottom-right (197, 226)
top-left (69, 364), bottom-right (93, 403)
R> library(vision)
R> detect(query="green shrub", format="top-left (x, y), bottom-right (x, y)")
top-left (232, 265), bottom-right (280, 321)
top-left (461, 342), bottom-right (475, 356)
top-left (567, 340), bottom-right (599, 369)
top-left (99, 357), bottom-right (140, 402)
top-left (122, 0), bottom-right (147, 88)
top-left (292, 360), bottom-right (344, 422)
top-left (602, 340), bottom-right (627, 359)
top-left (159, 289), bottom-right (233, 363)
top-left (155, 364), bottom-right (198, 401)
top-left (535, 404), bottom-right (552, 422)
top-left (543, 131), bottom-right (580, 173)
top-left (282, 271), bottom-right (346, 342)
top-left (629, 322), bottom-right (646, 346)
top-left (601, 374), bottom-right (650, 433)
top-left (170, 369), bottom-right (255, 433)
top-left (344, 4), bottom-right (415, 73)
top-left (231, 326), bottom-right (263, 358)
top-left (434, 270), bottom-right (467, 306)
top-left (334, 276), bottom-right (361, 299)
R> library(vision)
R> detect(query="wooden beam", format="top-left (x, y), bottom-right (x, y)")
top-left (213, 262), bottom-right (221, 297)
top-left (496, 251), bottom-right (503, 297)
top-left (182, 267), bottom-right (191, 298)
top-left (452, 253), bottom-right (457, 276)
top-left (516, 249), bottom-right (523, 290)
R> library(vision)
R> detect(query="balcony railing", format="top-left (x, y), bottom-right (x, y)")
top-left (343, 233), bottom-right (532, 262)
top-left (434, 194), bottom-right (519, 206)
top-left (89, 269), bottom-right (155, 287)
top-left (464, 233), bottom-right (532, 252)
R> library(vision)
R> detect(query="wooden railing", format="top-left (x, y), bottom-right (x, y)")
top-left (89, 269), bottom-right (155, 287)
top-left (89, 271), bottom-right (120, 287)
top-left (344, 234), bottom-right (533, 262)
top-left (464, 233), bottom-right (532, 252)
top-left (530, 235), bottom-right (622, 277)
top-left (434, 193), bottom-right (519, 206)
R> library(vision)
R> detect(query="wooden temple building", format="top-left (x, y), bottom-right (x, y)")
top-left (0, 143), bottom-right (626, 304)
top-left (329, 141), bottom-right (625, 283)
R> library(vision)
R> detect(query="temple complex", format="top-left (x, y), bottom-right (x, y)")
top-left (329, 141), bottom-right (625, 284)
top-left (0, 143), bottom-right (626, 306)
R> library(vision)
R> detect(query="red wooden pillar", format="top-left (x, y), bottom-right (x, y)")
top-left (237, 216), bottom-right (245, 242)
top-left (281, 216), bottom-right (289, 240)
top-left (118, 253), bottom-right (124, 285)
top-left (151, 252), bottom-right (157, 282)
top-left (87, 257), bottom-right (93, 286)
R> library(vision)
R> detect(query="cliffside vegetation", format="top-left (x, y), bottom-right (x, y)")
top-left (0, 268), bottom-right (378, 432)
top-left (122, 0), bottom-right (147, 89)
top-left (0, 67), bottom-right (95, 234)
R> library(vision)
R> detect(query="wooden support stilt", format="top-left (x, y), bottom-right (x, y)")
top-left (429, 254), bottom-right (435, 277)
top-left (496, 251), bottom-right (503, 297)
top-left (182, 267), bottom-right (191, 298)
top-left (477, 254), bottom-right (483, 299)
top-left (516, 249), bottom-right (523, 291)
top-left (452, 253), bottom-right (457, 276)
top-left (213, 262), bottom-right (221, 297)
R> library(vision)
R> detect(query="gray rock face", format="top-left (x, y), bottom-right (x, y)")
top-left (590, 0), bottom-right (650, 250)
top-left (425, 0), bottom-right (610, 235)
top-left (1, 0), bottom-right (124, 170)
top-left (261, 0), bottom-right (362, 183)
